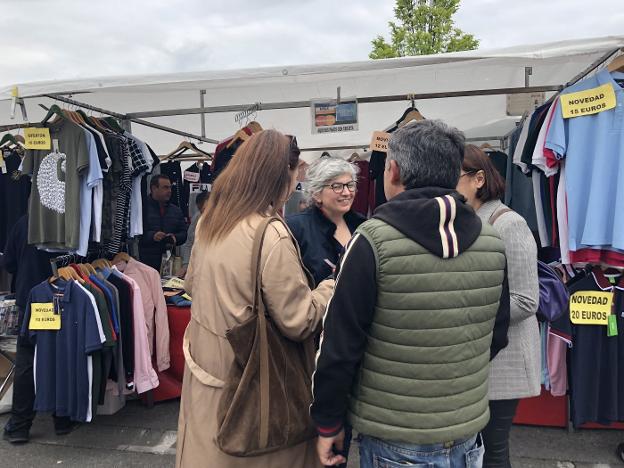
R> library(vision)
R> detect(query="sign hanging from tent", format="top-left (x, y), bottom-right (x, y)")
top-left (310, 98), bottom-right (358, 134)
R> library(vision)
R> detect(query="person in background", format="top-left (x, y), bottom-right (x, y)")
top-left (311, 120), bottom-right (510, 467)
top-left (177, 190), bottom-right (209, 278)
top-left (176, 130), bottom-right (334, 468)
top-left (2, 214), bottom-right (77, 443)
top-left (287, 157), bottom-right (365, 286)
top-left (140, 174), bottom-right (188, 272)
top-left (457, 144), bottom-right (540, 468)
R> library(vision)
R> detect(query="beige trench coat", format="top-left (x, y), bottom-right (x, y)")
top-left (176, 214), bottom-right (334, 468)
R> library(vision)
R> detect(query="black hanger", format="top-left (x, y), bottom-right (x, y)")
top-left (0, 133), bottom-right (17, 148)
top-left (41, 104), bottom-right (66, 124)
top-left (103, 117), bottom-right (124, 133)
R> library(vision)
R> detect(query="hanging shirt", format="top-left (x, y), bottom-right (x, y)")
top-left (0, 148), bottom-right (30, 252)
top-left (22, 120), bottom-right (90, 251)
top-left (77, 130), bottom-right (103, 257)
top-left (545, 70), bottom-right (624, 252)
top-left (111, 268), bottom-right (159, 394)
top-left (23, 279), bottom-right (104, 422)
top-left (182, 162), bottom-right (212, 219)
top-left (550, 269), bottom-right (624, 427)
top-left (116, 258), bottom-right (170, 371)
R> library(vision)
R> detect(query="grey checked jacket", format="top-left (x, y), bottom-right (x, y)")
top-left (477, 200), bottom-right (542, 400)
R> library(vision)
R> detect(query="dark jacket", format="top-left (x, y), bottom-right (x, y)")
top-left (140, 197), bottom-right (188, 271)
top-left (287, 206), bottom-right (366, 286)
top-left (310, 187), bottom-right (511, 440)
top-left (2, 215), bottom-right (54, 309)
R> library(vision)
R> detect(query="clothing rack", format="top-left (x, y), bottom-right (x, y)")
top-left (42, 94), bottom-right (219, 144)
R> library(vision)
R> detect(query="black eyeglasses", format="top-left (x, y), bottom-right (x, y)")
top-left (325, 181), bottom-right (357, 193)
top-left (459, 170), bottom-right (477, 178)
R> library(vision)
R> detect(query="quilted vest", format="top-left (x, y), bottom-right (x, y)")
top-left (348, 218), bottom-right (506, 444)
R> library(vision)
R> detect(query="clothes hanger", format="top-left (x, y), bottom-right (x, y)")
top-left (397, 107), bottom-right (425, 128)
top-left (41, 104), bottom-right (66, 124)
top-left (103, 117), bottom-right (124, 133)
top-left (348, 152), bottom-right (362, 163)
top-left (92, 258), bottom-right (112, 269)
top-left (0, 133), bottom-right (18, 148)
top-left (226, 128), bottom-right (251, 149)
top-left (607, 54), bottom-right (624, 73)
top-left (246, 121), bottom-right (263, 133)
top-left (165, 141), bottom-right (212, 160)
top-left (57, 266), bottom-right (84, 283)
top-left (112, 252), bottom-right (131, 265)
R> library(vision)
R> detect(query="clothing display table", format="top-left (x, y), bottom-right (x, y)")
top-left (150, 305), bottom-right (190, 402)
top-left (514, 387), bottom-right (624, 430)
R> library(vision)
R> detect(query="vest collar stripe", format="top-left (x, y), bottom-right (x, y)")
top-left (435, 197), bottom-right (450, 258)
top-left (445, 195), bottom-right (460, 258)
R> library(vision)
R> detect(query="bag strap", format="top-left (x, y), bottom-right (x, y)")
top-left (249, 215), bottom-right (280, 450)
top-left (488, 207), bottom-right (513, 226)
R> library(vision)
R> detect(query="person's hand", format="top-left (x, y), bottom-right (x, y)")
top-left (153, 231), bottom-right (166, 242)
top-left (167, 234), bottom-right (177, 245)
top-left (316, 429), bottom-right (346, 466)
top-left (176, 265), bottom-right (188, 278)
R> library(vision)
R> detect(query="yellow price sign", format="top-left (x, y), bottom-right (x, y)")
top-left (29, 302), bottom-right (61, 330)
top-left (24, 127), bottom-right (52, 150)
top-left (569, 291), bottom-right (613, 326)
top-left (560, 83), bottom-right (616, 119)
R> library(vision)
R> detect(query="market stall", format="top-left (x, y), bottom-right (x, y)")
top-left (1, 35), bottom-right (624, 430)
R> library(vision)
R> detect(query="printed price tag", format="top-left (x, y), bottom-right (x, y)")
top-left (183, 171), bottom-right (200, 183)
top-left (29, 302), bottom-right (61, 330)
top-left (24, 127), bottom-right (52, 150)
top-left (560, 83), bottom-right (616, 119)
top-left (569, 291), bottom-right (613, 326)
top-left (370, 131), bottom-right (391, 153)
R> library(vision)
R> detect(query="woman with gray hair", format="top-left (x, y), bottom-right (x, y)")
top-left (287, 156), bottom-right (365, 286)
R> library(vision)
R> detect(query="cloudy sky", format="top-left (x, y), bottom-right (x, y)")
top-left (1, 0), bottom-right (623, 87)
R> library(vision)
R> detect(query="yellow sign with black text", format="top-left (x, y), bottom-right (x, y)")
top-left (29, 302), bottom-right (61, 330)
top-left (569, 291), bottom-right (613, 326)
top-left (560, 83), bottom-right (616, 119)
top-left (24, 127), bottom-right (52, 150)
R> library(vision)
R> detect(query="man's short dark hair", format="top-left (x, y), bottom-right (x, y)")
top-left (388, 120), bottom-right (465, 190)
top-left (150, 174), bottom-right (171, 189)
top-left (196, 190), bottom-right (209, 208)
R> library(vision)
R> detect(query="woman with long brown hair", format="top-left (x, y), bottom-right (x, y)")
top-left (175, 130), bottom-right (334, 468)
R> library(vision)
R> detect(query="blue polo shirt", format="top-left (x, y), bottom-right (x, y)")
top-left (22, 279), bottom-right (103, 422)
top-left (545, 70), bottom-right (624, 251)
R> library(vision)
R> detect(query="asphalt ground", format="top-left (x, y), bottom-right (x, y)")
top-left (1, 399), bottom-right (623, 467)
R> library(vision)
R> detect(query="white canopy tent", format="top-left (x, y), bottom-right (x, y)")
top-left (1, 35), bottom-right (623, 162)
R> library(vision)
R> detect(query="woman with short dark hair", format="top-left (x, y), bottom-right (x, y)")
top-left (287, 156), bottom-right (365, 285)
top-left (457, 144), bottom-right (541, 468)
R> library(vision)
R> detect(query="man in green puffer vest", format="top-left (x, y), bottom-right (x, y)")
top-left (311, 120), bottom-right (510, 468)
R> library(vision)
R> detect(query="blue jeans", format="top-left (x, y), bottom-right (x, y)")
top-left (358, 433), bottom-right (484, 468)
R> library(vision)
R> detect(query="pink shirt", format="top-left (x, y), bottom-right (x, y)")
top-left (117, 258), bottom-right (170, 372)
top-left (113, 268), bottom-right (159, 394)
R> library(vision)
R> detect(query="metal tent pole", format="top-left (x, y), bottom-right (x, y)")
top-left (124, 85), bottom-right (564, 119)
top-left (42, 94), bottom-right (219, 144)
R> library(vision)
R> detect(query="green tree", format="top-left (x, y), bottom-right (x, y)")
top-left (370, 0), bottom-right (479, 59)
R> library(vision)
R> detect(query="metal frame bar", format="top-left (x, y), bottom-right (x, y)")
top-left (42, 94), bottom-right (220, 144)
top-left (124, 85), bottom-right (563, 119)
top-left (299, 135), bottom-right (506, 153)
